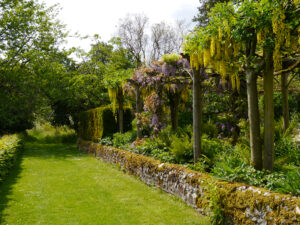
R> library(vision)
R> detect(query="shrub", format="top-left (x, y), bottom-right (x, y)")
top-left (26, 122), bottom-right (77, 144)
top-left (178, 111), bottom-right (193, 127)
top-left (112, 131), bottom-right (136, 148)
top-left (169, 134), bottom-right (193, 163)
top-left (275, 136), bottom-right (299, 167)
top-left (202, 119), bottom-right (218, 138)
top-left (78, 105), bottom-right (132, 141)
top-left (0, 134), bottom-right (22, 182)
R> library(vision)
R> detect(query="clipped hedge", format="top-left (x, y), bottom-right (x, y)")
top-left (78, 105), bottom-right (132, 142)
top-left (0, 134), bottom-right (22, 182)
top-left (78, 138), bottom-right (300, 225)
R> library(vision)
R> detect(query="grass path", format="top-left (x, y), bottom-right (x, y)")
top-left (0, 142), bottom-right (209, 225)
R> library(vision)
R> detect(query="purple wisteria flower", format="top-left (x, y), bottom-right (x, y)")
top-left (221, 124), bottom-right (226, 131)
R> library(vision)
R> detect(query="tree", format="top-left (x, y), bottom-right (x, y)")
top-left (183, 28), bottom-right (207, 163)
top-left (0, 0), bottom-right (67, 134)
top-left (193, 0), bottom-right (232, 27)
top-left (185, 0), bottom-right (299, 171)
top-left (150, 20), bottom-right (189, 61)
top-left (150, 22), bottom-right (177, 61)
top-left (117, 13), bottom-right (148, 66)
top-left (104, 38), bottom-right (135, 133)
top-left (117, 13), bottom-right (149, 138)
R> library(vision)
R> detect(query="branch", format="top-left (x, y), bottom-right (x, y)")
top-left (287, 73), bottom-right (299, 87)
top-left (274, 77), bottom-right (280, 84)
top-left (184, 68), bottom-right (194, 81)
top-left (274, 58), bottom-right (300, 75)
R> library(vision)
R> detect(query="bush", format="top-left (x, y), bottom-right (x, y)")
top-left (178, 111), bottom-right (193, 127)
top-left (78, 105), bottom-right (132, 141)
top-left (26, 122), bottom-right (77, 144)
top-left (202, 119), bottom-right (218, 138)
top-left (112, 131), bottom-right (136, 148)
top-left (170, 134), bottom-right (193, 163)
top-left (275, 136), bottom-right (299, 167)
top-left (0, 134), bottom-right (22, 182)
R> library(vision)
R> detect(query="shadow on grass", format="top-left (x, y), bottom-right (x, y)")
top-left (0, 151), bottom-right (24, 224)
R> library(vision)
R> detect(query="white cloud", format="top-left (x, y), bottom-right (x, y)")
top-left (41, 0), bottom-right (199, 50)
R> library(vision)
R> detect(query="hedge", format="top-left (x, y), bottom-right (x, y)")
top-left (78, 105), bottom-right (132, 142)
top-left (78, 138), bottom-right (300, 225)
top-left (0, 134), bottom-right (22, 183)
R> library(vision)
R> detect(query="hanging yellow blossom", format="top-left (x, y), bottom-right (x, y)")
top-left (203, 48), bottom-right (211, 68)
top-left (257, 31), bottom-right (262, 44)
top-left (198, 52), bottom-right (204, 66)
top-left (218, 27), bottom-right (223, 41)
top-left (210, 35), bottom-right (216, 57)
top-left (219, 60), bottom-right (227, 83)
top-left (108, 88), bottom-right (118, 115)
top-left (233, 42), bottom-right (240, 57)
top-left (274, 42), bottom-right (282, 71)
top-left (224, 39), bottom-right (230, 60)
top-left (216, 40), bottom-right (221, 59)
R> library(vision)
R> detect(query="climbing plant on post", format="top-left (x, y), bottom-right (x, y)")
top-left (183, 28), bottom-right (207, 163)
top-left (160, 54), bottom-right (191, 131)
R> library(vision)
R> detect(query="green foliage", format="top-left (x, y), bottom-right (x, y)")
top-left (25, 122), bottom-right (77, 144)
top-left (203, 180), bottom-right (226, 225)
top-left (275, 136), bottom-right (299, 167)
top-left (273, 169), bottom-right (300, 196)
top-left (202, 120), bottom-right (218, 138)
top-left (259, 93), bottom-right (300, 121)
top-left (79, 106), bottom-right (132, 142)
top-left (133, 138), bottom-right (175, 163)
top-left (202, 137), bottom-right (235, 167)
top-left (187, 157), bottom-right (210, 173)
top-left (178, 111), bottom-right (193, 127)
top-left (161, 53), bottom-right (182, 64)
top-left (98, 137), bottom-right (113, 146)
top-left (170, 134), bottom-right (193, 163)
top-left (112, 131), bottom-right (136, 148)
top-left (0, 0), bottom-right (67, 134)
top-left (0, 134), bottom-right (22, 183)
top-left (213, 161), bottom-right (300, 196)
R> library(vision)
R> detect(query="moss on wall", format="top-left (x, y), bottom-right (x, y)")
top-left (77, 138), bottom-right (300, 225)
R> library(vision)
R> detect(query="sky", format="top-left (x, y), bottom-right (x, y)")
top-left (41, 0), bottom-right (200, 51)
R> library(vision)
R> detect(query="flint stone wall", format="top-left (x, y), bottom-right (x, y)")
top-left (78, 138), bottom-right (300, 225)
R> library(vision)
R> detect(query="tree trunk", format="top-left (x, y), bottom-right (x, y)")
top-left (246, 70), bottom-right (263, 170)
top-left (136, 85), bottom-right (142, 139)
top-left (118, 89), bottom-right (124, 133)
top-left (169, 92), bottom-right (180, 131)
top-left (193, 68), bottom-right (203, 163)
top-left (281, 72), bottom-right (289, 131)
top-left (263, 49), bottom-right (274, 172)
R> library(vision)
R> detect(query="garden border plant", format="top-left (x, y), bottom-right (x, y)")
top-left (0, 134), bottom-right (23, 183)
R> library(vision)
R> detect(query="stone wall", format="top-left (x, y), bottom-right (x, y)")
top-left (78, 138), bottom-right (300, 225)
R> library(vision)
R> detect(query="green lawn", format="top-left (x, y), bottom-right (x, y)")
top-left (0, 142), bottom-right (210, 225)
